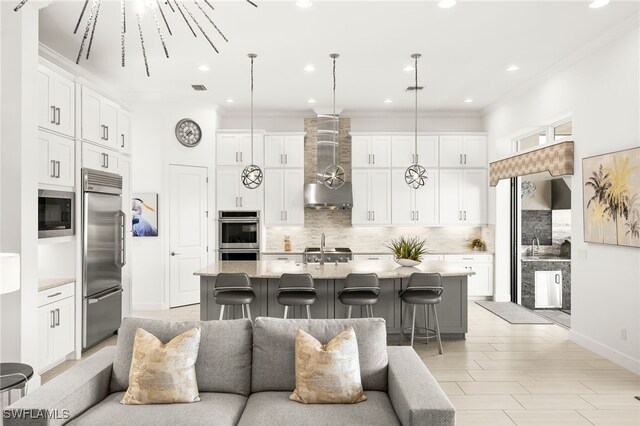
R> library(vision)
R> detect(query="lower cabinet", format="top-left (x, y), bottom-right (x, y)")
top-left (38, 283), bottom-right (75, 373)
top-left (444, 255), bottom-right (494, 297)
top-left (261, 254), bottom-right (303, 263)
top-left (352, 254), bottom-right (395, 262)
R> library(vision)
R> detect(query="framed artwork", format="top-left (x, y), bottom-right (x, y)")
top-left (582, 147), bottom-right (639, 247)
top-left (132, 193), bottom-right (159, 237)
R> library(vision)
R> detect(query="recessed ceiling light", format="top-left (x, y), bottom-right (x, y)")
top-left (307, 98), bottom-right (316, 103)
top-left (296, 0), bottom-right (313, 8)
top-left (198, 64), bottom-right (210, 72)
top-left (464, 98), bottom-right (474, 103)
top-left (304, 64), bottom-right (316, 72)
top-left (384, 99), bottom-right (393, 104)
top-left (506, 65), bottom-right (520, 72)
top-left (438, 0), bottom-right (457, 9)
top-left (589, 0), bottom-right (610, 8)
top-left (225, 98), bottom-right (235, 103)
top-left (403, 66), bottom-right (414, 72)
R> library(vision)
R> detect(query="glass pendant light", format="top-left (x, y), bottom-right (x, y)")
top-left (241, 53), bottom-right (263, 190)
top-left (405, 53), bottom-right (428, 189)
top-left (322, 53), bottom-right (345, 190)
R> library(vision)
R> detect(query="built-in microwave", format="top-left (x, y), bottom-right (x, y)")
top-left (38, 189), bottom-right (75, 238)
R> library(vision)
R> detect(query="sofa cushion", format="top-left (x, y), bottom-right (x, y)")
top-left (238, 391), bottom-right (400, 426)
top-left (67, 392), bottom-right (247, 426)
top-left (252, 318), bottom-right (388, 392)
top-left (111, 318), bottom-right (252, 396)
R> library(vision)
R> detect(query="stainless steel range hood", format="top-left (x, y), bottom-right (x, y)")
top-left (304, 183), bottom-right (353, 209)
top-left (304, 114), bottom-right (353, 209)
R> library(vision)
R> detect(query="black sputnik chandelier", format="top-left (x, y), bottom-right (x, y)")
top-left (13, 0), bottom-right (258, 77)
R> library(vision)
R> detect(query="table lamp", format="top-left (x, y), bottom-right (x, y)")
top-left (0, 253), bottom-right (20, 294)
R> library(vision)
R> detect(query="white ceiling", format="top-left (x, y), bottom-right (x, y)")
top-left (39, 1), bottom-right (639, 113)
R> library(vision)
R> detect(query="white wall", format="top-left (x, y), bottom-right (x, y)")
top-left (484, 25), bottom-right (640, 372)
top-left (129, 98), bottom-right (218, 311)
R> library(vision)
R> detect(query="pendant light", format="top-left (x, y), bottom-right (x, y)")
top-left (405, 53), bottom-right (428, 189)
top-left (241, 53), bottom-right (263, 190)
top-left (322, 53), bottom-right (345, 190)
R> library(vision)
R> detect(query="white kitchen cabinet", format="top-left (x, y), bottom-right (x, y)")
top-left (81, 86), bottom-right (119, 149)
top-left (351, 135), bottom-right (392, 168)
top-left (217, 133), bottom-right (264, 167)
top-left (444, 255), bottom-right (493, 297)
top-left (82, 142), bottom-right (119, 173)
top-left (264, 168), bottom-right (304, 226)
top-left (391, 135), bottom-right (439, 168)
top-left (38, 131), bottom-right (75, 187)
top-left (118, 110), bottom-right (132, 156)
top-left (264, 134), bottom-right (304, 168)
top-left (352, 169), bottom-right (391, 226)
top-left (262, 254), bottom-right (304, 263)
top-left (216, 168), bottom-right (263, 211)
top-left (38, 284), bottom-right (75, 373)
top-left (353, 254), bottom-right (395, 262)
top-left (38, 65), bottom-right (75, 138)
top-left (391, 168), bottom-right (438, 226)
top-left (439, 169), bottom-right (487, 225)
top-left (439, 135), bottom-right (487, 168)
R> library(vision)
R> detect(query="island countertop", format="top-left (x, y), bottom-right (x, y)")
top-left (194, 260), bottom-right (474, 280)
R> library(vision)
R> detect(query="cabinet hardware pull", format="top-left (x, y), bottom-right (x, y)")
top-left (105, 126), bottom-right (109, 140)
top-left (50, 310), bottom-right (55, 328)
top-left (55, 308), bottom-right (60, 326)
top-left (171, 251), bottom-right (180, 256)
top-left (367, 211), bottom-right (371, 221)
top-left (56, 161), bottom-right (61, 178)
top-left (368, 154), bottom-right (371, 164)
top-left (235, 197), bottom-right (238, 207)
top-left (372, 154), bottom-right (375, 164)
top-left (368, 257), bottom-right (378, 260)
top-left (459, 211), bottom-right (462, 220)
top-left (240, 197), bottom-right (242, 207)
top-left (411, 154), bottom-right (414, 164)
top-left (280, 154), bottom-right (283, 164)
top-left (48, 292), bottom-right (62, 298)
top-left (463, 210), bottom-right (467, 220)
top-left (285, 154), bottom-right (288, 164)
top-left (464, 154), bottom-right (467, 164)
top-left (277, 258), bottom-right (287, 261)
top-left (51, 106), bottom-right (56, 124)
top-left (51, 160), bottom-right (56, 177)
top-left (415, 154), bottom-right (418, 163)
top-left (416, 210), bottom-right (419, 221)
top-left (240, 152), bottom-right (243, 163)
top-left (462, 258), bottom-right (473, 260)
top-left (285, 211), bottom-right (287, 221)
top-left (459, 154), bottom-right (462, 164)
top-left (121, 134), bottom-right (125, 148)
top-left (411, 211), bottom-right (414, 221)
top-left (106, 154), bottom-right (109, 169)
top-left (372, 211), bottom-right (375, 221)
top-left (555, 274), bottom-right (560, 284)
top-left (55, 107), bottom-right (61, 125)
top-left (236, 152), bottom-right (239, 162)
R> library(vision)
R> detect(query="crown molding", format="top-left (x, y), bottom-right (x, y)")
top-left (219, 108), bottom-right (482, 119)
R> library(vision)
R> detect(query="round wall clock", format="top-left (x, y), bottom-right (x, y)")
top-left (175, 118), bottom-right (202, 147)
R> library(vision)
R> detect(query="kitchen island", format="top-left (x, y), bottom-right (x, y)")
top-left (195, 260), bottom-right (474, 339)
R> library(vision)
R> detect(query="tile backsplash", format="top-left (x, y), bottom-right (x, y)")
top-left (265, 210), bottom-right (494, 253)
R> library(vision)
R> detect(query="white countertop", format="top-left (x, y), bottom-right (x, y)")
top-left (194, 260), bottom-right (474, 279)
top-left (261, 250), bottom-right (494, 256)
top-left (38, 277), bottom-right (75, 292)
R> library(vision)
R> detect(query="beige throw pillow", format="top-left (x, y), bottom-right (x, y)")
top-left (290, 327), bottom-right (367, 404)
top-left (121, 327), bottom-right (201, 405)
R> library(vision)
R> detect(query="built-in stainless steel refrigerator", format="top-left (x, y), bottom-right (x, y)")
top-left (82, 168), bottom-right (125, 350)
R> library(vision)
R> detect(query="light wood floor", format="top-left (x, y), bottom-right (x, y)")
top-left (42, 303), bottom-right (639, 426)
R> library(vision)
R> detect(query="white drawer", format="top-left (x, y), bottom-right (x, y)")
top-left (353, 254), bottom-right (395, 261)
top-left (422, 254), bottom-right (444, 261)
top-left (444, 254), bottom-right (493, 263)
top-left (39, 282), bottom-right (75, 307)
top-left (262, 254), bottom-right (303, 263)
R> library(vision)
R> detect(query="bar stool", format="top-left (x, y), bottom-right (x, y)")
top-left (338, 273), bottom-right (380, 318)
top-left (276, 273), bottom-right (317, 319)
top-left (214, 273), bottom-right (256, 321)
top-left (399, 273), bottom-right (444, 353)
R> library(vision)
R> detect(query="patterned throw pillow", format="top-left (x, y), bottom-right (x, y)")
top-left (290, 327), bottom-right (367, 404)
top-left (121, 327), bottom-right (201, 405)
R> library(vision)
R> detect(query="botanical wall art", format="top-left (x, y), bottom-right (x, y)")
top-left (583, 147), bottom-right (639, 247)
top-left (132, 193), bottom-right (159, 237)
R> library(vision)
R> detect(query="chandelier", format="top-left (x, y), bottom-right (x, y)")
top-left (405, 53), bottom-right (428, 189)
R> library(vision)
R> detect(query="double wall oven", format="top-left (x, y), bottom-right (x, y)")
top-left (218, 211), bottom-right (260, 260)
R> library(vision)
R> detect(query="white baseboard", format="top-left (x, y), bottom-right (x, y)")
top-left (131, 302), bottom-right (165, 312)
top-left (570, 329), bottom-right (640, 374)
top-left (493, 293), bottom-right (511, 302)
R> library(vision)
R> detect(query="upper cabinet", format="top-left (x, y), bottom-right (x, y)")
top-left (264, 134), bottom-right (304, 168)
top-left (351, 169), bottom-right (392, 226)
top-left (38, 65), bottom-right (75, 138)
top-left (391, 136), bottom-right (439, 168)
top-left (391, 168), bottom-right (439, 226)
top-left (216, 168), bottom-right (263, 211)
top-left (118, 110), bottom-right (132, 156)
top-left (38, 130), bottom-right (75, 188)
top-left (351, 135), bottom-right (392, 168)
top-left (81, 86), bottom-right (119, 149)
top-left (217, 133), bottom-right (264, 167)
top-left (439, 135), bottom-right (487, 168)
top-left (439, 169), bottom-right (487, 225)
top-left (264, 168), bottom-right (305, 226)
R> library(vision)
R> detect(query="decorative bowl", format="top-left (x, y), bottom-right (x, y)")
top-left (395, 258), bottom-right (421, 267)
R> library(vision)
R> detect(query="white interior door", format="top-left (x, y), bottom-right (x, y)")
top-left (169, 165), bottom-right (208, 308)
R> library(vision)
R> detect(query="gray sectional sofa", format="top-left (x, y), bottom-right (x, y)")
top-left (3, 317), bottom-right (455, 426)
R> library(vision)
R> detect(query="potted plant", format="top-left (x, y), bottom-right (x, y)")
top-left (467, 238), bottom-right (486, 251)
top-left (386, 236), bottom-right (427, 267)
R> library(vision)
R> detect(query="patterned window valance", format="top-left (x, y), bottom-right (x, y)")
top-left (489, 141), bottom-right (574, 186)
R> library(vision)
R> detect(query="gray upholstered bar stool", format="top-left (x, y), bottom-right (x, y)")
top-left (214, 273), bottom-right (256, 321)
top-left (399, 272), bottom-right (444, 353)
top-left (276, 273), bottom-right (317, 319)
top-left (338, 273), bottom-right (380, 318)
